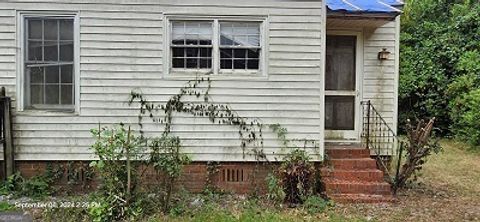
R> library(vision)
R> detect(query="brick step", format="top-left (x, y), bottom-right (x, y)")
top-left (325, 148), bottom-right (370, 159)
top-left (328, 194), bottom-right (396, 203)
top-left (329, 158), bottom-right (378, 170)
top-left (323, 178), bottom-right (392, 195)
top-left (321, 169), bottom-right (385, 182)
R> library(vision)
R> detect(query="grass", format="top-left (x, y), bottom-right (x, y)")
top-left (0, 201), bottom-right (16, 212)
top-left (420, 140), bottom-right (480, 197)
top-left (146, 199), bottom-right (362, 222)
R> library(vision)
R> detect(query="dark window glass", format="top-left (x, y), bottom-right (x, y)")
top-left (171, 21), bottom-right (212, 69)
top-left (220, 22), bottom-right (261, 70)
top-left (25, 17), bottom-right (75, 107)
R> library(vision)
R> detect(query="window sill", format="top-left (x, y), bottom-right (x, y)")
top-left (16, 109), bottom-right (79, 117)
top-left (165, 71), bottom-right (268, 81)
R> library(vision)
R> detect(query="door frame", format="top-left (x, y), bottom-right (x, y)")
top-left (324, 30), bottom-right (364, 141)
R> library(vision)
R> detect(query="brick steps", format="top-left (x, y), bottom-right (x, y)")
top-left (323, 146), bottom-right (394, 203)
top-left (321, 169), bottom-right (384, 182)
top-left (329, 158), bottom-right (378, 170)
top-left (326, 148), bottom-right (371, 159)
top-left (323, 178), bottom-right (391, 195)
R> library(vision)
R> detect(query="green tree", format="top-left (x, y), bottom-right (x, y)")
top-left (399, 0), bottom-right (480, 147)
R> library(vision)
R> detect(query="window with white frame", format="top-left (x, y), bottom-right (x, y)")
top-left (169, 19), bottom-right (263, 74)
top-left (24, 16), bottom-right (75, 109)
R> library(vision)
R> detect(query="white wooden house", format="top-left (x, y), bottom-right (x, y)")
top-left (0, 0), bottom-right (402, 164)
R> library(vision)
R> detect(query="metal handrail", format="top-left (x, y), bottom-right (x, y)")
top-left (361, 100), bottom-right (402, 181)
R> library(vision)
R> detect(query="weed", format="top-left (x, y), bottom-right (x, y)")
top-left (0, 202), bottom-right (15, 212)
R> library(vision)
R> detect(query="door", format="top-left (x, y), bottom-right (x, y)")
top-left (325, 34), bottom-right (361, 140)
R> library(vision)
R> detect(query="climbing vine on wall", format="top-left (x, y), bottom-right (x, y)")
top-left (129, 77), bottom-right (320, 161)
top-left (129, 77), bottom-right (268, 160)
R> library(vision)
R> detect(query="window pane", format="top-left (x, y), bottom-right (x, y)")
top-left (28, 19), bottom-right (42, 39)
top-left (61, 65), bottom-right (73, 83)
top-left (185, 48), bottom-right (198, 57)
top-left (45, 66), bottom-right (59, 83)
top-left (220, 59), bottom-right (232, 69)
top-left (172, 34), bottom-right (184, 45)
top-left (45, 85), bottom-right (60, 104)
top-left (221, 49), bottom-right (233, 59)
top-left (220, 35), bottom-right (234, 46)
top-left (172, 58), bottom-right (185, 68)
top-left (220, 49), bottom-right (259, 70)
top-left (170, 21), bottom-right (212, 70)
top-left (325, 96), bottom-right (355, 130)
top-left (247, 59), bottom-right (259, 69)
top-left (247, 49), bottom-right (259, 59)
top-left (199, 59), bottom-right (211, 68)
top-left (30, 67), bottom-right (44, 83)
top-left (172, 47), bottom-right (185, 57)
top-left (220, 22), bottom-right (260, 47)
top-left (185, 34), bottom-right (198, 45)
top-left (172, 22), bottom-right (185, 35)
top-left (60, 85), bottom-right (73, 104)
top-left (247, 35), bottom-right (260, 46)
top-left (44, 20), bottom-right (58, 40)
top-left (234, 49), bottom-right (246, 58)
top-left (234, 60), bottom-right (246, 69)
top-left (28, 40), bottom-right (43, 61)
top-left (25, 17), bottom-right (75, 109)
top-left (199, 48), bottom-right (211, 57)
top-left (59, 20), bottom-right (73, 40)
top-left (186, 58), bottom-right (198, 68)
top-left (44, 40), bottom-right (58, 61)
top-left (60, 42), bottom-right (73, 61)
top-left (172, 21), bottom-right (212, 46)
top-left (30, 85), bottom-right (44, 104)
top-left (234, 35), bottom-right (248, 46)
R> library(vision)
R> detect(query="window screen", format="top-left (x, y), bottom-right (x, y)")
top-left (25, 17), bottom-right (74, 107)
top-left (325, 36), bottom-right (356, 91)
top-left (171, 21), bottom-right (212, 69)
top-left (220, 22), bottom-right (260, 70)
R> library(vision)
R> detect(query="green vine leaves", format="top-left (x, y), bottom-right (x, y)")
top-left (128, 77), bottom-right (320, 161)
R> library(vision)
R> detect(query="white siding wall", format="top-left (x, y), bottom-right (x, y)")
top-left (0, 0), bottom-right (324, 161)
top-left (362, 20), bottom-right (398, 131)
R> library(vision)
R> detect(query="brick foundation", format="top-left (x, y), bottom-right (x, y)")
top-left (12, 161), bottom-right (282, 194)
top-left (11, 152), bottom-right (395, 203)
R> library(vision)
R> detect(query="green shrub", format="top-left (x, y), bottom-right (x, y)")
top-left (399, 0), bottom-right (480, 134)
top-left (279, 149), bottom-right (314, 204)
top-left (265, 173), bottom-right (285, 202)
top-left (450, 88), bottom-right (480, 149)
top-left (0, 171), bottom-right (56, 199)
top-left (89, 124), bottom-right (146, 221)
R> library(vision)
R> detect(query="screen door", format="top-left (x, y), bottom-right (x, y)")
top-left (325, 35), bottom-right (359, 140)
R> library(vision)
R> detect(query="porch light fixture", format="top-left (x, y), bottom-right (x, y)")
top-left (378, 48), bottom-right (391, 61)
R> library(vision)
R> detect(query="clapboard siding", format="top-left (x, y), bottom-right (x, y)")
top-left (363, 21), bottom-right (398, 127)
top-left (0, 0), bottom-right (324, 161)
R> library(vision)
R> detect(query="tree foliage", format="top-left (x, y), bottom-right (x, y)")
top-left (400, 0), bottom-right (480, 148)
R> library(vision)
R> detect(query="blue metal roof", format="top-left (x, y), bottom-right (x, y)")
top-left (326, 0), bottom-right (403, 14)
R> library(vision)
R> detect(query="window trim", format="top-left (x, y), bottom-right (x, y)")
top-left (17, 11), bottom-right (80, 113)
top-left (164, 15), bottom-right (268, 78)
